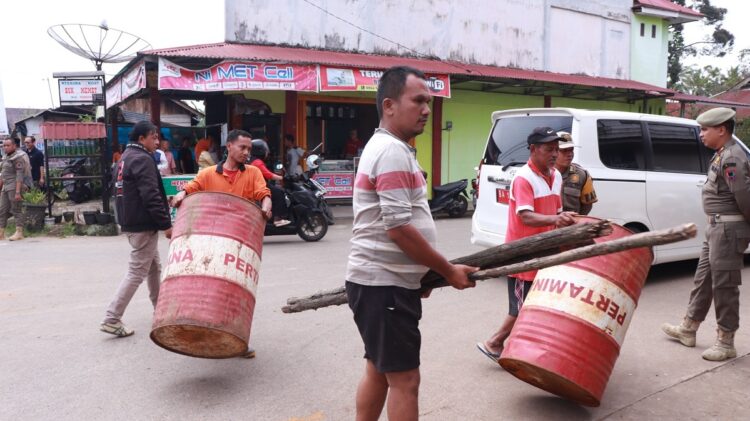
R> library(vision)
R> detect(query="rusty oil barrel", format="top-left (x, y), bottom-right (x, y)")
top-left (151, 192), bottom-right (265, 358)
top-left (498, 216), bottom-right (653, 406)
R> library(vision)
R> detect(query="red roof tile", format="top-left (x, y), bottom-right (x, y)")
top-left (671, 92), bottom-right (750, 107)
top-left (634, 0), bottom-right (703, 18)
top-left (142, 43), bottom-right (673, 94)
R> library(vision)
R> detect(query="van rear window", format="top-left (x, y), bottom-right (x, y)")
top-left (485, 116), bottom-right (573, 166)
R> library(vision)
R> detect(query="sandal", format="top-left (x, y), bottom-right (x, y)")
top-left (476, 342), bottom-right (502, 364)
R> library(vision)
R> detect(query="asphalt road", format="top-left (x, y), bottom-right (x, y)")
top-left (2, 214), bottom-right (749, 420)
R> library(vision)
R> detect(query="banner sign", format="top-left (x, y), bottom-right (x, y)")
top-left (312, 172), bottom-right (354, 198)
top-left (120, 61), bottom-right (146, 101)
top-left (319, 66), bottom-right (451, 98)
top-left (158, 58), bottom-right (318, 92)
top-left (59, 79), bottom-right (103, 105)
top-left (106, 60), bottom-right (146, 108)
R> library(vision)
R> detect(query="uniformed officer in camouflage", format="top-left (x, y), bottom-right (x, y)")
top-left (662, 107), bottom-right (750, 361)
top-left (0, 137), bottom-right (31, 241)
top-left (554, 132), bottom-right (597, 214)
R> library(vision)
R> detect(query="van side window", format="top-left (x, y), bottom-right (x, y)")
top-left (597, 120), bottom-right (646, 170)
top-left (648, 123), bottom-right (702, 173)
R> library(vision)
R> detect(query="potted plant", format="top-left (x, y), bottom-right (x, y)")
top-left (22, 188), bottom-right (47, 231)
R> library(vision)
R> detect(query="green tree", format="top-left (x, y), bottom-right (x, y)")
top-left (675, 65), bottom-right (748, 96)
top-left (668, 0), bottom-right (735, 88)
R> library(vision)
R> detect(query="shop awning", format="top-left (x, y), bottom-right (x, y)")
top-left (138, 42), bottom-right (673, 97)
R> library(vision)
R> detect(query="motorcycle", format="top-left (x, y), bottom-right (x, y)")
top-left (429, 178), bottom-right (469, 218)
top-left (61, 158), bottom-right (92, 203)
top-left (302, 154), bottom-right (335, 225)
top-left (264, 155), bottom-right (330, 241)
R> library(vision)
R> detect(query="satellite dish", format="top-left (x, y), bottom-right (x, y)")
top-left (47, 23), bottom-right (151, 70)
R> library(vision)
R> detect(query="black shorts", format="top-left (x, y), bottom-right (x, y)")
top-left (345, 281), bottom-right (422, 373)
top-left (507, 276), bottom-right (532, 317)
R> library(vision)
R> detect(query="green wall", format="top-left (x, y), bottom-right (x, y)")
top-left (441, 90), bottom-right (542, 185)
top-left (239, 91), bottom-right (286, 113)
top-left (630, 15), bottom-right (669, 87)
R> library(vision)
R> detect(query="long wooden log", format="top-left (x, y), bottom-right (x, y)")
top-left (417, 219), bottom-right (610, 285)
top-left (285, 220), bottom-right (610, 309)
top-left (281, 223), bottom-right (696, 313)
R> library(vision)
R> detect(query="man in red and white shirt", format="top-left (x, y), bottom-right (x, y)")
top-left (477, 126), bottom-right (577, 363)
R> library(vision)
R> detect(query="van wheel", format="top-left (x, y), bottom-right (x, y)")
top-left (624, 223), bottom-right (648, 234)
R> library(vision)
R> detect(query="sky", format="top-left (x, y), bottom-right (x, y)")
top-left (0, 0), bottom-right (747, 109)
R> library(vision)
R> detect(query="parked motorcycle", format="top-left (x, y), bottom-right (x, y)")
top-left (429, 179), bottom-right (469, 218)
top-left (62, 158), bottom-right (92, 203)
top-left (303, 154), bottom-right (335, 225)
top-left (264, 155), bottom-right (330, 241)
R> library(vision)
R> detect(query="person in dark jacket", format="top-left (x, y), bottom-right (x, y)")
top-left (101, 121), bottom-right (172, 337)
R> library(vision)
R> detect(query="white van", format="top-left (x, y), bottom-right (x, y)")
top-left (470, 107), bottom-right (749, 265)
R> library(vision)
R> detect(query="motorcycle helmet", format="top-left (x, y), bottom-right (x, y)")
top-left (306, 154), bottom-right (321, 170)
top-left (250, 139), bottom-right (269, 160)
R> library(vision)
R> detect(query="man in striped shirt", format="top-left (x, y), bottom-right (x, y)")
top-left (346, 66), bottom-right (477, 421)
top-left (477, 127), bottom-right (576, 364)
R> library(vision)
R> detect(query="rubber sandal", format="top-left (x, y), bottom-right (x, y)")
top-left (476, 342), bottom-right (501, 364)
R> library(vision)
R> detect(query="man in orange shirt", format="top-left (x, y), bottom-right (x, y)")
top-left (172, 130), bottom-right (271, 216)
top-left (171, 129), bottom-right (271, 359)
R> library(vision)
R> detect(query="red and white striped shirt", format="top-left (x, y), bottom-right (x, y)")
top-left (346, 129), bottom-right (436, 289)
top-left (507, 160), bottom-right (563, 281)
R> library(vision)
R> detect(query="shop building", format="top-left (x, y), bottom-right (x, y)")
top-left (106, 0), bottom-right (723, 195)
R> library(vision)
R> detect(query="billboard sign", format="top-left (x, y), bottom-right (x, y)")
top-left (158, 58), bottom-right (318, 92)
top-left (59, 79), bottom-right (104, 105)
top-left (320, 66), bottom-right (451, 98)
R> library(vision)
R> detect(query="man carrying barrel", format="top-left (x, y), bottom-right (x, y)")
top-left (171, 128), bottom-right (271, 359)
top-left (346, 66), bottom-right (477, 421)
top-left (662, 107), bottom-right (750, 361)
top-left (101, 121), bottom-right (172, 337)
top-left (476, 127), bottom-right (576, 364)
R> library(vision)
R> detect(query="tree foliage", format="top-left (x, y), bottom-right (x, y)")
top-left (668, 0), bottom-right (735, 88)
top-left (674, 65), bottom-right (748, 96)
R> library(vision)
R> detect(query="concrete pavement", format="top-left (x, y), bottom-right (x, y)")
top-left (1, 215), bottom-right (749, 420)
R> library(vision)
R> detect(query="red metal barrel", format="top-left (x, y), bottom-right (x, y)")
top-left (151, 192), bottom-right (265, 358)
top-left (498, 217), bottom-right (653, 406)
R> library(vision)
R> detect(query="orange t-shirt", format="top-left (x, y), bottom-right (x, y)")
top-left (183, 163), bottom-right (270, 201)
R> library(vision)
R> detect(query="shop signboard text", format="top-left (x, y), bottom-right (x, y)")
top-left (158, 58), bottom-right (318, 92)
top-left (319, 66), bottom-right (451, 98)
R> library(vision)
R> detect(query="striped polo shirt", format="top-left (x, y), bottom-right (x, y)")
top-left (346, 129), bottom-right (436, 290)
top-left (507, 160), bottom-right (563, 281)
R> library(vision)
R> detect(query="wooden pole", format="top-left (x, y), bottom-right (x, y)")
top-left (285, 220), bottom-right (610, 308)
top-left (281, 223), bottom-right (696, 314)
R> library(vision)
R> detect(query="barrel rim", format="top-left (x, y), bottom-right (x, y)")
top-left (183, 190), bottom-right (263, 211)
top-left (499, 356), bottom-right (601, 407)
top-left (150, 324), bottom-right (248, 359)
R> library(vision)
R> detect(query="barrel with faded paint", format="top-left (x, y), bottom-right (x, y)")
top-left (151, 192), bottom-right (265, 358)
top-left (499, 217), bottom-right (653, 406)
